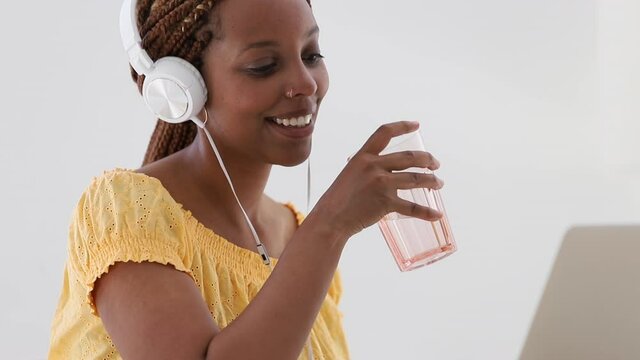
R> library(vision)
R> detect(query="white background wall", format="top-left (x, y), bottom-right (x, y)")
top-left (0, 0), bottom-right (638, 358)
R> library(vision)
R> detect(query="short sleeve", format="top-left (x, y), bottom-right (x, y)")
top-left (67, 169), bottom-right (194, 315)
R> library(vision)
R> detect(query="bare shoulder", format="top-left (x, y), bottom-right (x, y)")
top-left (134, 152), bottom-right (194, 205)
top-left (134, 152), bottom-right (186, 186)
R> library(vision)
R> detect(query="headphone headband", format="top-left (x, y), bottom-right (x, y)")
top-left (119, 0), bottom-right (153, 75)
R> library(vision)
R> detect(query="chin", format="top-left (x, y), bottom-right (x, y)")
top-left (277, 154), bottom-right (311, 167)
top-left (273, 145), bottom-right (312, 167)
top-left (278, 158), bottom-right (308, 167)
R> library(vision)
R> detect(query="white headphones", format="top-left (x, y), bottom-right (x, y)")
top-left (119, 0), bottom-right (207, 125)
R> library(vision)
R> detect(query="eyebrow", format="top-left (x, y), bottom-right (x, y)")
top-left (240, 25), bottom-right (320, 54)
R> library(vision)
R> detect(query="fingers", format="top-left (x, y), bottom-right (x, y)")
top-left (394, 198), bottom-right (444, 222)
top-left (360, 121), bottom-right (420, 155)
top-left (377, 150), bottom-right (440, 172)
top-left (391, 172), bottom-right (444, 190)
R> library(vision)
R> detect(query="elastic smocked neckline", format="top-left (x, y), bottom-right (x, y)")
top-left (103, 168), bottom-right (305, 279)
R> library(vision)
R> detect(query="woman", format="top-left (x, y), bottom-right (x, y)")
top-left (48, 0), bottom-right (444, 358)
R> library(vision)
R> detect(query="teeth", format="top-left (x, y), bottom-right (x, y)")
top-left (273, 114), bottom-right (312, 127)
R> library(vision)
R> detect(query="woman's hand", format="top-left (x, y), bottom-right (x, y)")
top-left (313, 121), bottom-right (444, 238)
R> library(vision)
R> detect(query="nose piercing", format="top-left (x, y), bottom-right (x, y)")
top-left (286, 88), bottom-right (294, 99)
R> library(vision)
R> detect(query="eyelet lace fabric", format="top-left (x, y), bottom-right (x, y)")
top-left (48, 168), bottom-right (349, 360)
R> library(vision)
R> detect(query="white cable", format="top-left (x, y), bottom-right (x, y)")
top-left (193, 114), bottom-right (271, 265)
top-left (305, 155), bottom-right (313, 360)
top-left (193, 114), bottom-right (315, 359)
top-left (307, 154), bottom-right (311, 215)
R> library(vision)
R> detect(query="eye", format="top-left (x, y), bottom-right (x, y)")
top-left (246, 62), bottom-right (277, 77)
top-left (303, 53), bottom-right (325, 65)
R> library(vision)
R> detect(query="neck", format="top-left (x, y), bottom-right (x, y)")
top-left (182, 128), bottom-right (273, 228)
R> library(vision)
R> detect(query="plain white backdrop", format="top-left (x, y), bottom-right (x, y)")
top-left (0, 0), bottom-right (638, 358)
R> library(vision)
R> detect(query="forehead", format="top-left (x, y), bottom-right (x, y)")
top-left (215, 0), bottom-right (316, 48)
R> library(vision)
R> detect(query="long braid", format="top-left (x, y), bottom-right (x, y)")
top-left (161, 5), bottom-right (211, 54)
top-left (141, 1), bottom-right (198, 56)
top-left (140, 0), bottom-right (183, 34)
top-left (136, 0), bottom-right (154, 28)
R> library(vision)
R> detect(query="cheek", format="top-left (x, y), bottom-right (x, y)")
top-left (215, 79), bottom-right (276, 117)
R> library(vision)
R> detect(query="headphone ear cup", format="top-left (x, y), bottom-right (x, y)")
top-left (141, 56), bottom-right (208, 124)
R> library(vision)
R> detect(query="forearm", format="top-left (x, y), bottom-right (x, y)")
top-left (205, 208), bottom-right (349, 360)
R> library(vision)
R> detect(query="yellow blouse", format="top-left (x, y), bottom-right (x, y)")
top-left (48, 168), bottom-right (349, 359)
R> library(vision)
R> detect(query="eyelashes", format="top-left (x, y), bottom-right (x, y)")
top-left (303, 53), bottom-right (325, 64)
top-left (247, 63), bottom-right (277, 76)
top-left (246, 53), bottom-right (325, 77)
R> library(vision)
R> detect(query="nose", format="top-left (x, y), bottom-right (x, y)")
top-left (286, 60), bottom-right (318, 98)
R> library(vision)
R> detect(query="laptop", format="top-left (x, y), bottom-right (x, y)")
top-left (520, 225), bottom-right (640, 360)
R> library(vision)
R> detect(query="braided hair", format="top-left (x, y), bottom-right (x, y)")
top-left (132, 0), bottom-right (311, 166)
top-left (132, 0), bottom-right (217, 165)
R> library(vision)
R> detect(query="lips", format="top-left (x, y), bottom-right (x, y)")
top-left (264, 104), bottom-right (317, 137)
top-left (265, 115), bottom-right (315, 138)
top-left (266, 114), bottom-right (312, 127)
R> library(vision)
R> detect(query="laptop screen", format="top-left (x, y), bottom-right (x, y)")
top-left (520, 225), bottom-right (640, 359)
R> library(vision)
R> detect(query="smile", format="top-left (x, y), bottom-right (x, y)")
top-left (266, 114), bottom-right (312, 128)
